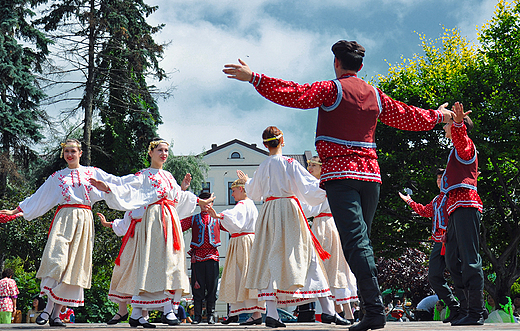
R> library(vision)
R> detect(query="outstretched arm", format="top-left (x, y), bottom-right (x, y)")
top-left (223, 59), bottom-right (253, 82)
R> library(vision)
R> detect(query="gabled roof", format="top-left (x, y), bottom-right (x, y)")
top-left (200, 139), bottom-right (269, 157)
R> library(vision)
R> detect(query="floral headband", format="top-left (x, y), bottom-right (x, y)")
top-left (148, 140), bottom-right (169, 153)
top-left (230, 179), bottom-right (245, 189)
top-left (263, 133), bottom-right (283, 142)
top-left (307, 159), bottom-right (322, 166)
top-left (60, 141), bottom-right (81, 158)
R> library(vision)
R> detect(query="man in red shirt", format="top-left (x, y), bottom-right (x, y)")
top-left (223, 40), bottom-right (453, 331)
top-left (181, 192), bottom-right (223, 325)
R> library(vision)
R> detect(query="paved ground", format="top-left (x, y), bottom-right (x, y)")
top-left (1, 322), bottom-right (518, 330)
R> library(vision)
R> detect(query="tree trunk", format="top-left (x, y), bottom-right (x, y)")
top-left (82, 0), bottom-right (96, 166)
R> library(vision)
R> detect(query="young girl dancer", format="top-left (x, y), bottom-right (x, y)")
top-left (90, 138), bottom-right (214, 328)
top-left (0, 139), bottom-right (130, 327)
top-left (238, 126), bottom-right (343, 328)
top-left (306, 156), bottom-right (358, 322)
top-left (207, 179), bottom-right (265, 325)
top-left (98, 174), bottom-right (191, 325)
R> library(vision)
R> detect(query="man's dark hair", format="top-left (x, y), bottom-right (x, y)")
top-left (199, 192), bottom-right (212, 200)
top-left (463, 116), bottom-right (474, 133)
top-left (435, 168), bottom-right (445, 177)
top-left (2, 268), bottom-right (14, 279)
top-left (332, 40), bottom-right (365, 72)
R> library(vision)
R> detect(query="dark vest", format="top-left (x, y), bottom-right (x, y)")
top-left (432, 193), bottom-right (448, 242)
top-left (441, 147), bottom-right (478, 195)
top-left (315, 75), bottom-right (382, 149)
top-left (190, 213), bottom-right (221, 248)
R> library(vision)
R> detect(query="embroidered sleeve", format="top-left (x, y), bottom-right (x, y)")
top-left (378, 89), bottom-right (442, 131)
top-left (451, 121), bottom-right (475, 161)
top-left (407, 198), bottom-right (434, 218)
top-left (181, 216), bottom-right (192, 232)
top-left (254, 73), bottom-right (337, 109)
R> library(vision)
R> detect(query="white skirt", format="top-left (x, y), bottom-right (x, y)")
top-left (245, 198), bottom-right (331, 306)
top-left (312, 214), bottom-right (358, 303)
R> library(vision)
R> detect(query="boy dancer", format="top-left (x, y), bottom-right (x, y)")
top-left (440, 102), bottom-right (484, 326)
top-left (181, 192), bottom-right (222, 324)
top-left (399, 168), bottom-right (462, 323)
top-left (208, 179), bottom-right (265, 325)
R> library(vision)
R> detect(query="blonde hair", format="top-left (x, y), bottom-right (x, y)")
top-left (147, 138), bottom-right (169, 154)
top-left (60, 139), bottom-right (82, 158)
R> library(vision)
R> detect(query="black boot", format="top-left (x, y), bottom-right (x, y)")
top-left (452, 290), bottom-right (484, 326)
top-left (349, 278), bottom-right (386, 331)
top-left (207, 302), bottom-right (216, 324)
top-left (442, 292), bottom-right (461, 323)
top-left (191, 300), bottom-right (203, 324)
top-left (450, 288), bottom-right (468, 324)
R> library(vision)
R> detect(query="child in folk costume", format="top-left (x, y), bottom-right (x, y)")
top-left (98, 174), bottom-right (192, 325)
top-left (0, 139), bottom-right (133, 327)
top-left (90, 138), bottom-right (214, 328)
top-left (305, 156), bottom-right (358, 322)
top-left (237, 126), bottom-right (346, 328)
top-left (399, 168), bottom-right (462, 323)
top-left (180, 192), bottom-right (222, 325)
top-left (440, 102), bottom-right (484, 326)
top-left (207, 179), bottom-right (265, 325)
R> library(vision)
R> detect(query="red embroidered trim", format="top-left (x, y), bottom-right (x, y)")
top-left (131, 298), bottom-right (171, 305)
top-left (42, 286), bottom-right (84, 304)
top-left (108, 293), bottom-right (132, 300)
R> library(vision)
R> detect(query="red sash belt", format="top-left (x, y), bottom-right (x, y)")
top-left (265, 196), bottom-right (330, 260)
top-left (115, 218), bottom-right (142, 265)
top-left (231, 232), bottom-right (254, 238)
top-left (49, 204), bottom-right (91, 236)
top-left (150, 198), bottom-right (182, 252)
top-left (316, 213), bottom-right (333, 218)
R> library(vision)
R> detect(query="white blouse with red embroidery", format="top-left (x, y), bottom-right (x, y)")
top-left (104, 168), bottom-right (198, 220)
top-left (245, 154), bottom-right (326, 207)
top-left (220, 198), bottom-right (258, 234)
top-left (18, 166), bottom-right (128, 220)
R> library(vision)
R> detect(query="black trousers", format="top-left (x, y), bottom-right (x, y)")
top-left (429, 241), bottom-right (457, 306)
top-left (325, 179), bottom-right (380, 281)
top-left (444, 207), bottom-right (483, 291)
top-left (324, 179), bottom-right (384, 315)
top-left (191, 259), bottom-right (219, 316)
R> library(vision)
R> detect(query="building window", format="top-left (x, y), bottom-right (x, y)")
top-left (228, 182), bottom-right (236, 205)
top-left (201, 182), bottom-right (210, 195)
top-left (230, 151), bottom-right (241, 159)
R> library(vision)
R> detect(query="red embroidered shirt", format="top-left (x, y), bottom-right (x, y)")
top-left (181, 212), bottom-right (222, 263)
top-left (250, 72), bottom-right (445, 185)
top-left (445, 121), bottom-right (482, 214)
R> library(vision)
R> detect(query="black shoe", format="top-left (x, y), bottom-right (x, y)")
top-left (36, 311), bottom-right (50, 325)
top-left (321, 313), bottom-right (351, 325)
top-left (107, 312), bottom-right (129, 324)
top-left (240, 316), bottom-right (263, 325)
top-left (129, 317), bottom-right (156, 328)
top-left (222, 315), bottom-right (239, 324)
top-left (443, 310), bottom-right (460, 323)
top-left (49, 317), bottom-right (66, 327)
top-left (161, 313), bottom-right (180, 325)
top-left (191, 315), bottom-right (202, 324)
top-left (349, 314), bottom-right (385, 331)
top-left (208, 314), bottom-right (216, 324)
top-left (265, 316), bottom-right (286, 328)
top-left (451, 314), bottom-right (484, 326)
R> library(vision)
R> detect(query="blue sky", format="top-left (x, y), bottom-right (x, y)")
top-left (114, 0), bottom-right (498, 155)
